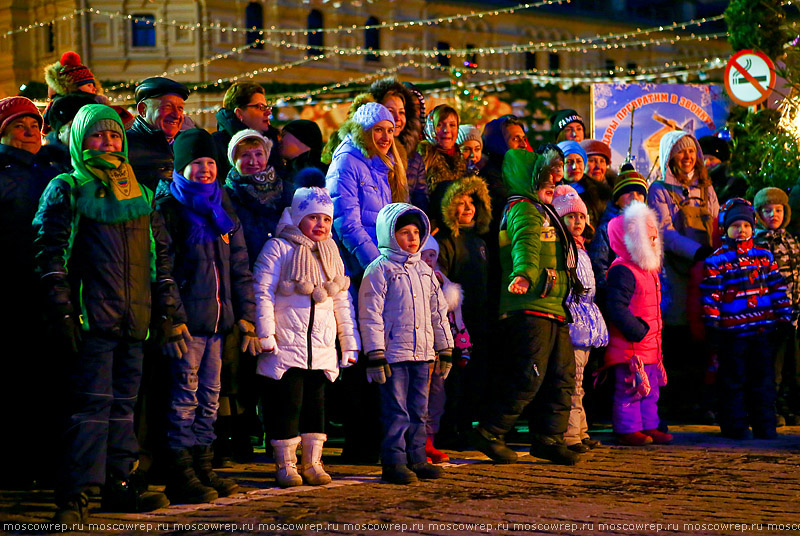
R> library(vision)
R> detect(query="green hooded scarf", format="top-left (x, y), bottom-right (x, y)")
top-left (64, 104), bottom-right (152, 223)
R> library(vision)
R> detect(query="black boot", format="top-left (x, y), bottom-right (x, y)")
top-left (53, 492), bottom-right (89, 524)
top-left (102, 472), bottom-right (169, 513)
top-left (529, 434), bottom-right (581, 465)
top-left (165, 448), bottom-right (218, 504)
top-left (192, 445), bottom-right (239, 497)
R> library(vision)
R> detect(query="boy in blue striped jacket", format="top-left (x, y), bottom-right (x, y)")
top-left (700, 198), bottom-right (795, 440)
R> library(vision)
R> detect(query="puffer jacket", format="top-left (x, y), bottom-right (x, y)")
top-left (604, 202), bottom-right (663, 366)
top-left (754, 227), bottom-right (800, 314)
top-left (126, 116), bottom-right (175, 192)
top-left (156, 188), bottom-right (256, 336)
top-left (359, 204), bottom-right (453, 363)
top-left (497, 149), bottom-right (572, 320)
top-left (326, 131), bottom-right (393, 277)
top-left (34, 105), bottom-right (185, 339)
top-left (253, 236), bottom-right (361, 382)
top-left (587, 200), bottom-right (622, 305)
top-left (567, 248), bottom-right (608, 349)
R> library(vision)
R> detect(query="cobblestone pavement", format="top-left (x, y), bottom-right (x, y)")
top-left (2, 426), bottom-right (800, 536)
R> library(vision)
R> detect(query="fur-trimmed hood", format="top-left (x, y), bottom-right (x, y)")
top-left (322, 93), bottom-right (375, 164)
top-left (659, 130), bottom-right (708, 187)
top-left (335, 113), bottom-right (376, 161)
top-left (418, 140), bottom-right (467, 191)
top-left (608, 201), bottom-right (662, 271)
top-left (440, 175), bottom-right (492, 237)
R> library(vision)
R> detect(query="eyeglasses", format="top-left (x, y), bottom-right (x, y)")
top-left (245, 104), bottom-right (272, 113)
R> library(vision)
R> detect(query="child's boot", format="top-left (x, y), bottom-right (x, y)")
top-left (642, 429), bottom-right (674, 444)
top-left (192, 445), bottom-right (240, 496)
top-left (616, 432), bottom-right (654, 446)
top-left (271, 437), bottom-right (303, 488)
top-left (300, 433), bottom-right (331, 485)
top-left (425, 435), bottom-right (450, 464)
top-left (165, 449), bottom-right (219, 504)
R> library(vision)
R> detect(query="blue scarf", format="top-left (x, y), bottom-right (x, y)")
top-left (170, 171), bottom-right (235, 244)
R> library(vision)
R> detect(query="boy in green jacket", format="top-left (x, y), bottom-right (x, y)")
top-left (472, 146), bottom-right (583, 465)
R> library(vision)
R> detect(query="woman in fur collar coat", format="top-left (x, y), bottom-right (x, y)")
top-left (604, 201), bottom-right (671, 446)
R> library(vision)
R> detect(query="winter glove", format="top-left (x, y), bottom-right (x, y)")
top-left (693, 245), bottom-right (714, 263)
top-left (259, 335), bottom-right (276, 354)
top-left (238, 319), bottom-right (261, 357)
top-left (57, 314), bottom-right (82, 355)
top-left (164, 323), bottom-right (193, 359)
top-left (340, 350), bottom-right (358, 368)
top-left (435, 349), bottom-right (453, 379)
top-left (366, 350), bottom-right (391, 384)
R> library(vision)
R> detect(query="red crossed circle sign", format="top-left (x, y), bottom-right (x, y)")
top-left (724, 49), bottom-right (776, 106)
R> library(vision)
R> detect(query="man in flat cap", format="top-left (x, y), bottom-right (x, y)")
top-left (126, 77), bottom-right (190, 192)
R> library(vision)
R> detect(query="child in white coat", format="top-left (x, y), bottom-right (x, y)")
top-left (254, 187), bottom-right (361, 487)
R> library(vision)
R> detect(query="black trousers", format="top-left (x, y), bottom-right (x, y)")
top-left (481, 314), bottom-right (575, 438)
top-left (261, 368), bottom-right (326, 440)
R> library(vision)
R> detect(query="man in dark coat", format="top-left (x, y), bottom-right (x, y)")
top-left (126, 77), bottom-right (190, 192)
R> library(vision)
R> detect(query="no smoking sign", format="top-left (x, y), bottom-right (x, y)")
top-left (724, 49), bottom-right (776, 106)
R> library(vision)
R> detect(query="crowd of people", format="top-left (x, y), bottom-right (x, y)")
top-left (1, 51), bottom-right (798, 524)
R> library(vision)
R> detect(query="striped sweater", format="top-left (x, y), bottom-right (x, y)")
top-left (700, 237), bottom-right (793, 334)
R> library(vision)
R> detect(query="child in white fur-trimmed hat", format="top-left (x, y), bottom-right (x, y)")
top-left (253, 186), bottom-right (361, 489)
top-left (552, 184), bottom-right (608, 453)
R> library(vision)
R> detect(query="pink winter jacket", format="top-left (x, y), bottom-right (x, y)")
top-left (604, 202), bottom-right (664, 367)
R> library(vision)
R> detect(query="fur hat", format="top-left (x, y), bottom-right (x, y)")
top-left (352, 102), bottom-right (394, 131)
top-left (557, 140), bottom-right (587, 166)
top-left (44, 52), bottom-right (97, 96)
top-left (456, 125), bottom-right (482, 147)
top-left (421, 235), bottom-right (439, 257)
top-left (613, 169), bottom-right (649, 202)
top-left (290, 186), bottom-right (333, 227)
top-left (579, 139), bottom-right (611, 163)
top-left (227, 128), bottom-right (273, 166)
top-left (754, 187), bottom-right (791, 229)
top-left (0, 96), bottom-right (42, 135)
top-left (550, 109), bottom-right (584, 133)
top-left (552, 184), bottom-right (588, 220)
top-left (173, 128), bottom-right (218, 173)
top-left (720, 198), bottom-right (755, 231)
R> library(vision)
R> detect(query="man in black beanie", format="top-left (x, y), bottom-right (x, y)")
top-left (279, 119), bottom-right (326, 179)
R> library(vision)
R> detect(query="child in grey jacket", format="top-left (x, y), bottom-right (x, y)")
top-left (359, 203), bottom-right (454, 484)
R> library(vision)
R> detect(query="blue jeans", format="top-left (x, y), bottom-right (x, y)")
top-left (166, 334), bottom-right (223, 449)
top-left (379, 361), bottom-right (430, 465)
top-left (56, 335), bottom-right (143, 502)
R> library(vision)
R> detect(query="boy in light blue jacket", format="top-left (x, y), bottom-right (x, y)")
top-left (359, 203), bottom-right (454, 484)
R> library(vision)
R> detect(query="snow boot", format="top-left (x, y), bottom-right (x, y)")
top-left (300, 433), bottom-right (331, 485)
top-left (271, 437), bottom-right (303, 488)
top-left (425, 435), bottom-right (449, 464)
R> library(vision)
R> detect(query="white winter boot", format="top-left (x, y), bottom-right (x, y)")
top-left (271, 437), bottom-right (303, 488)
top-left (300, 433), bottom-right (332, 485)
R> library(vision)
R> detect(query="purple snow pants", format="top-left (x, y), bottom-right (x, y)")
top-left (612, 363), bottom-right (661, 434)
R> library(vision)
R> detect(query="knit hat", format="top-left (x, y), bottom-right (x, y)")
top-left (754, 187), bottom-right (791, 229)
top-left (290, 186), bottom-right (334, 227)
top-left (456, 125), bottom-right (482, 147)
top-left (173, 128), bottom-right (218, 173)
top-left (44, 92), bottom-right (98, 133)
top-left (84, 117), bottom-right (124, 138)
top-left (557, 140), bottom-right (587, 166)
top-left (669, 134), bottom-right (696, 160)
top-left (282, 119), bottom-right (324, 158)
top-left (551, 109), bottom-right (584, 133)
top-left (613, 169), bottom-right (649, 202)
top-left (227, 128), bottom-right (273, 166)
top-left (352, 102), bottom-right (394, 131)
top-left (580, 139), bottom-right (611, 163)
top-left (395, 211), bottom-right (423, 232)
top-left (552, 184), bottom-right (588, 219)
top-left (421, 235), bottom-right (439, 257)
top-left (44, 52), bottom-right (96, 96)
top-left (0, 96), bottom-right (43, 135)
top-left (698, 135), bottom-right (731, 163)
top-left (720, 197), bottom-right (755, 230)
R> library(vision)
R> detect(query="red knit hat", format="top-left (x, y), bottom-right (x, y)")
top-left (0, 96), bottom-right (43, 135)
top-left (44, 52), bottom-right (98, 96)
top-left (580, 139), bottom-right (612, 164)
